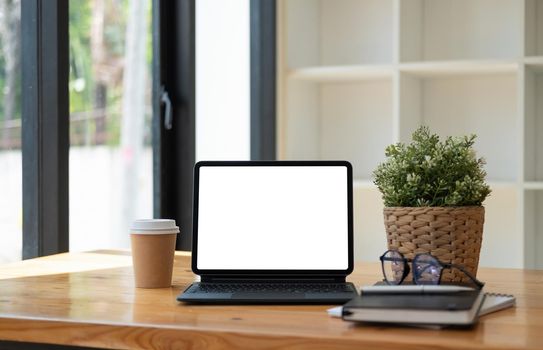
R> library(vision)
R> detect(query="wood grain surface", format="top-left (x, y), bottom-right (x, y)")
top-left (0, 250), bottom-right (541, 350)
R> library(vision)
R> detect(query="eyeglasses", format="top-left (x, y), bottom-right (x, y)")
top-left (379, 249), bottom-right (485, 289)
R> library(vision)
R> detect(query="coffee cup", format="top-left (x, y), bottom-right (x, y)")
top-left (130, 219), bottom-right (179, 288)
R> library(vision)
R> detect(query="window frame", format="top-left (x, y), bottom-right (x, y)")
top-left (250, 0), bottom-right (276, 160)
top-left (21, 0), bottom-right (70, 259)
top-left (152, 0), bottom-right (196, 251)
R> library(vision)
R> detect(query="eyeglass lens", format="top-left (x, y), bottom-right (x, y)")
top-left (381, 250), bottom-right (405, 285)
top-left (413, 254), bottom-right (442, 285)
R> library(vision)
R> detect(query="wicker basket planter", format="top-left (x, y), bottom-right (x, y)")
top-left (383, 206), bottom-right (485, 283)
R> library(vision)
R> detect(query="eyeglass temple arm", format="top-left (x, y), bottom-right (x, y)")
top-left (444, 263), bottom-right (485, 288)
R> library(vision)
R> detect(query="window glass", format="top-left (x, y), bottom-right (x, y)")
top-left (69, 0), bottom-right (152, 251)
top-left (196, 0), bottom-right (250, 161)
top-left (0, 0), bottom-right (22, 263)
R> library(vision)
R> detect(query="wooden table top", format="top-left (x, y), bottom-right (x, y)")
top-left (0, 250), bottom-right (541, 350)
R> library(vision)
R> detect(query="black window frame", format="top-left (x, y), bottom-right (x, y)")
top-left (152, 0), bottom-right (196, 251)
top-left (250, 0), bottom-right (276, 161)
top-left (22, 0), bottom-right (70, 259)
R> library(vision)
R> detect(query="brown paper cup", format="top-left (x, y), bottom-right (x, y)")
top-left (130, 219), bottom-right (179, 288)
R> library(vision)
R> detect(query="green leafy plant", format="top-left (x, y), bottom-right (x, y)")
top-left (373, 126), bottom-right (491, 207)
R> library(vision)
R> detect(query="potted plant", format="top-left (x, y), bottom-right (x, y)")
top-left (373, 126), bottom-right (491, 283)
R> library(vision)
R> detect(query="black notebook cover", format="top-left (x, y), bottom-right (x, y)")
top-left (344, 290), bottom-right (481, 311)
top-left (342, 290), bottom-right (485, 326)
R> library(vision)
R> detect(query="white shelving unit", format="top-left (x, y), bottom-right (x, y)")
top-left (277, 0), bottom-right (543, 268)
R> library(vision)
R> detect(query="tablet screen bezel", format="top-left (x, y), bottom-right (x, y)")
top-left (191, 160), bottom-right (354, 277)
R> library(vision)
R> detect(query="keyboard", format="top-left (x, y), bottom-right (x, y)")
top-left (178, 282), bottom-right (358, 304)
top-left (193, 282), bottom-right (355, 294)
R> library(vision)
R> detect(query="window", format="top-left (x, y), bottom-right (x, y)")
top-left (18, 0), bottom-right (275, 257)
top-left (196, 0), bottom-right (250, 161)
top-left (0, 0), bottom-right (21, 263)
top-left (69, 0), bottom-right (153, 251)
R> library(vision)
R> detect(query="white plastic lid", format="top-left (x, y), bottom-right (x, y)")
top-left (130, 219), bottom-right (180, 234)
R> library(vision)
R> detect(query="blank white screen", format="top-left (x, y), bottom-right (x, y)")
top-left (196, 166), bottom-right (349, 270)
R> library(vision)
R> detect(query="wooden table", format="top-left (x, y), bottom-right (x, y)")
top-left (0, 250), bottom-right (541, 350)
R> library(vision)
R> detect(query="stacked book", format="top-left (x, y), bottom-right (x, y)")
top-left (336, 285), bottom-right (515, 327)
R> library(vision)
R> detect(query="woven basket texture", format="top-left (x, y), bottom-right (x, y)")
top-left (383, 206), bottom-right (484, 283)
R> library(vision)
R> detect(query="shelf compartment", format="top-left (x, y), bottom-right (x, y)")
top-left (281, 79), bottom-right (393, 179)
top-left (478, 187), bottom-right (522, 268)
top-left (524, 66), bottom-right (543, 181)
top-left (285, 0), bottom-right (393, 68)
top-left (525, 0), bottom-right (543, 57)
top-left (352, 185), bottom-right (522, 267)
top-left (398, 72), bottom-right (519, 182)
top-left (399, 0), bottom-right (523, 62)
top-left (524, 190), bottom-right (543, 268)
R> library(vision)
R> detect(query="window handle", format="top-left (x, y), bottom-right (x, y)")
top-left (160, 86), bottom-right (173, 130)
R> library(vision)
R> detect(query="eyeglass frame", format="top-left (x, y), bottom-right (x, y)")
top-left (379, 249), bottom-right (485, 289)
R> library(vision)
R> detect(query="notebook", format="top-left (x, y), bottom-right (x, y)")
top-left (177, 161), bottom-right (358, 304)
top-left (478, 293), bottom-right (516, 316)
top-left (328, 291), bottom-right (515, 319)
top-left (341, 290), bottom-right (485, 326)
